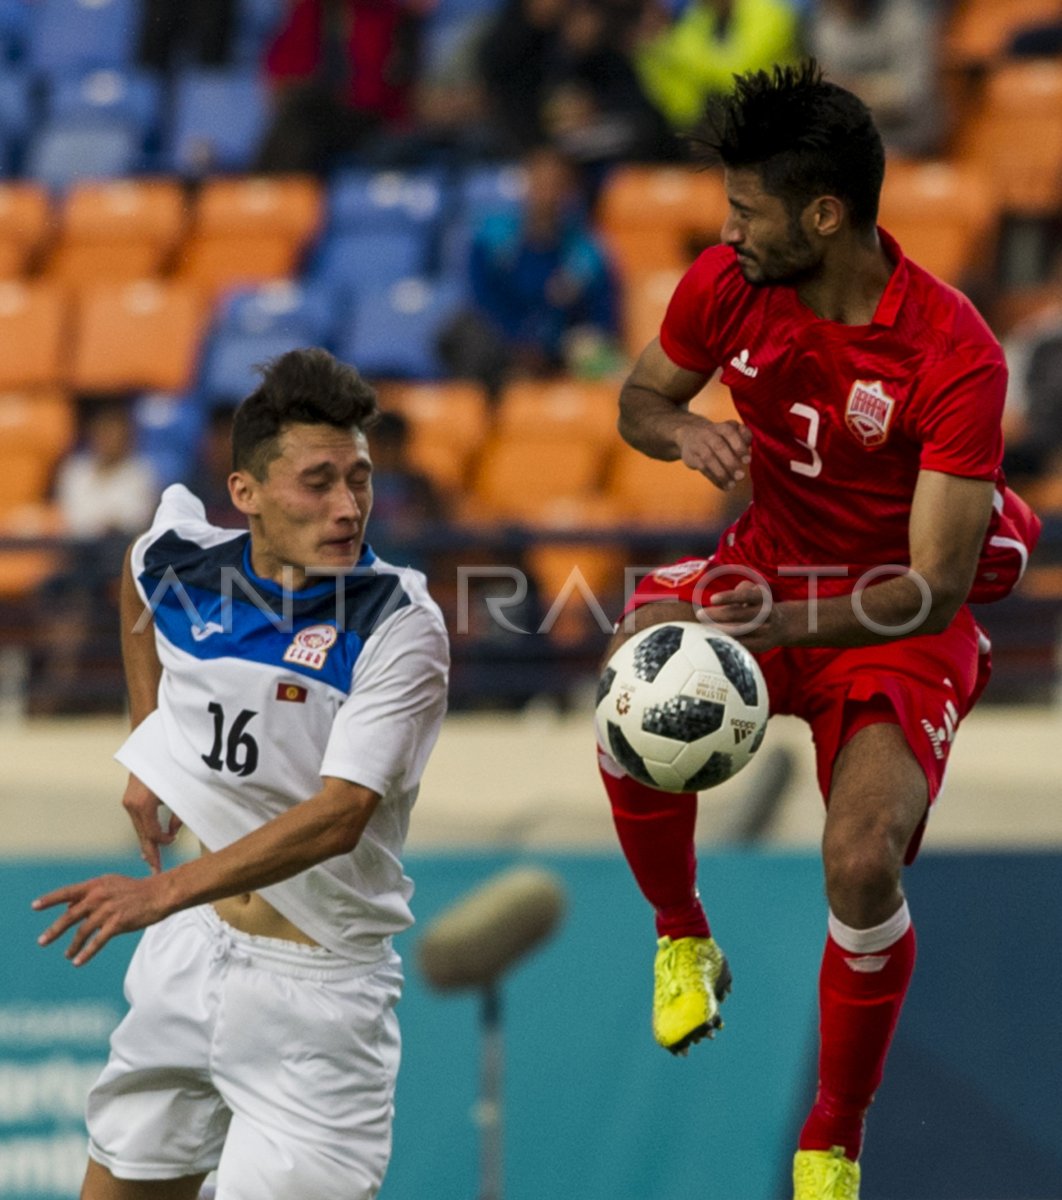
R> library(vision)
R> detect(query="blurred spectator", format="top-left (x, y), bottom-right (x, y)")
top-left (807, 0), bottom-right (944, 157)
top-left (368, 409), bottom-right (446, 567)
top-left (30, 398), bottom-right (160, 715)
top-left (438, 145), bottom-right (621, 400)
top-left (137, 0), bottom-right (239, 71)
top-left (633, 0), bottom-right (801, 131)
top-left (1001, 296), bottom-right (1062, 488)
top-left (256, 0), bottom-right (426, 173)
top-left (185, 406), bottom-right (244, 529)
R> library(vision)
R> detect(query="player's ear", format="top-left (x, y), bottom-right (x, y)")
top-left (809, 195), bottom-right (844, 238)
top-left (228, 470), bottom-right (260, 516)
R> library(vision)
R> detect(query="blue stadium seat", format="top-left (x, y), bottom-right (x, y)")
top-left (337, 278), bottom-right (466, 380)
top-left (166, 68), bottom-right (269, 176)
top-left (46, 69), bottom-right (163, 142)
top-left (231, 0), bottom-right (286, 64)
top-left (216, 280), bottom-right (336, 344)
top-left (134, 392), bottom-right (205, 488)
top-left (27, 0), bottom-right (138, 74)
top-left (328, 168), bottom-right (446, 233)
top-left (0, 69), bottom-right (32, 140)
top-left (24, 117), bottom-right (141, 190)
top-left (0, 0), bottom-right (31, 63)
top-left (308, 227), bottom-right (433, 302)
top-left (440, 161), bottom-right (525, 274)
top-left (198, 327), bottom-right (313, 404)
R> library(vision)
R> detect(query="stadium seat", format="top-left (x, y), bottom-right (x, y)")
top-left (598, 165), bottom-right (730, 277)
top-left (176, 176), bottom-right (323, 300)
top-left (0, 183), bottom-right (52, 277)
top-left (337, 277), bottom-right (465, 379)
top-left (621, 267), bottom-right (685, 360)
top-left (230, 0), bottom-right (287, 64)
top-left (24, 118), bottom-right (142, 191)
top-left (440, 162), bottom-right (525, 275)
top-left (944, 0), bottom-right (1062, 66)
top-left (216, 279), bottom-right (335, 342)
top-left (469, 434), bottom-right (607, 522)
top-left (45, 178), bottom-right (185, 287)
top-left (70, 280), bottom-right (205, 392)
top-left (0, 500), bottom-right (65, 599)
top-left (953, 60), bottom-right (1062, 215)
top-left (604, 441), bottom-right (729, 526)
top-left (878, 158), bottom-right (998, 285)
top-left (0, 0), bottom-right (31, 64)
top-left (26, 0), bottom-right (138, 74)
top-left (167, 68), bottom-right (269, 176)
top-left (377, 379), bottom-right (490, 491)
top-left (329, 168), bottom-right (445, 233)
top-left (45, 68), bottom-right (163, 148)
top-left (0, 69), bottom-right (33, 144)
top-left (495, 378), bottom-right (621, 446)
top-left (309, 227), bottom-right (434, 301)
top-left (526, 535), bottom-right (627, 644)
top-left (133, 391), bottom-right (204, 487)
top-left (0, 282), bottom-right (67, 388)
top-left (198, 327), bottom-right (313, 404)
top-left (0, 388), bottom-right (75, 517)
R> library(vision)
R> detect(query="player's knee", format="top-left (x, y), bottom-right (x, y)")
top-left (823, 823), bottom-right (903, 912)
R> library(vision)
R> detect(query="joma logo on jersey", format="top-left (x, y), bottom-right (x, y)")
top-left (845, 380), bottom-right (895, 448)
top-left (282, 624), bottom-right (338, 670)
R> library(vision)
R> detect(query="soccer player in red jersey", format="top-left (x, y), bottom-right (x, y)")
top-left (596, 63), bottom-right (1041, 1199)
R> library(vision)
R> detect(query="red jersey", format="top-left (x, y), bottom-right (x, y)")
top-left (659, 233), bottom-right (1007, 599)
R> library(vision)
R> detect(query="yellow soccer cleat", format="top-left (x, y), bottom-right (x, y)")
top-left (652, 935), bottom-right (731, 1055)
top-left (792, 1146), bottom-right (861, 1200)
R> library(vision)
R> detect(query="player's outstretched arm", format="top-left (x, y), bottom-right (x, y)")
top-left (34, 775), bottom-right (381, 966)
top-left (619, 338), bottom-right (752, 491)
top-left (119, 543), bottom-right (181, 872)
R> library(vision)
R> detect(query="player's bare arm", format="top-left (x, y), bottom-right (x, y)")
top-left (119, 542), bottom-right (180, 873)
top-left (619, 338), bottom-right (752, 491)
top-left (33, 774), bottom-right (381, 965)
top-left (706, 470), bottom-right (996, 651)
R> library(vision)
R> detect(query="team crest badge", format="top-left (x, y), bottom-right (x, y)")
top-left (282, 624), bottom-right (337, 671)
top-left (845, 380), bottom-right (895, 448)
top-left (651, 560), bottom-right (710, 588)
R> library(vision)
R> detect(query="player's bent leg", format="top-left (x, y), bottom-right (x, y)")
top-left (597, 599), bottom-right (730, 1053)
top-left (81, 1159), bottom-right (208, 1200)
top-left (797, 720), bottom-right (926, 1191)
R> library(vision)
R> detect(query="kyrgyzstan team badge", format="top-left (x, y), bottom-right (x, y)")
top-left (282, 624), bottom-right (338, 670)
top-left (845, 380), bottom-right (895, 448)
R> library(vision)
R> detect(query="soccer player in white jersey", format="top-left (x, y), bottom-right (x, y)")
top-left (34, 348), bottom-right (450, 1200)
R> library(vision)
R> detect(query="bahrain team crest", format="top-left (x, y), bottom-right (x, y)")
top-left (282, 624), bottom-right (338, 670)
top-left (845, 380), bottom-right (895, 448)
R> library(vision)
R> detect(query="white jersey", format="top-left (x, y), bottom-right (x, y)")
top-left (115, 485), bottom-right (449, 960)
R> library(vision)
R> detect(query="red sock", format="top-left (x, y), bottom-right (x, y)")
top-left (597, 748), bottom-right (709, 939)
top-left (799, 904), bottom-right (917, 1161)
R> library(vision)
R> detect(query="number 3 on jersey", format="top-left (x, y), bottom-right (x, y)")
top-left (202, 702), bottom-right (259, 776)
top-left (788, 402), bottom-right (822, 478)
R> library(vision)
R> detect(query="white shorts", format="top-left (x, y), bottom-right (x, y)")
top-left (86, 906), bottom-right (403, 1200)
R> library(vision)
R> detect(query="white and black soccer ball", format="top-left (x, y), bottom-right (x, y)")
top-left (595, 621), bottom-right (769, 793)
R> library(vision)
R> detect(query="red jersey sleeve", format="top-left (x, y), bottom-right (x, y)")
top-left (915, 348), bottom-right (1006, 480)
top-left (658, 246), bottom-right (733, 375)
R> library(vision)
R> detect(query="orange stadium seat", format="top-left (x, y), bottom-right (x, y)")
top-left (0, 182), bottom-right (52, 278)
top-left (598, 165), bottom-right (729, 277)
top-left (176, 175), bottom-right (324, 299)
top-left (605, 441), bottom-right (729, 526)
top-left (621, 267), bottom-right (685, 359)
top-left (878, 159), bottom-right (998, 284)
top-left (70, 280), bottom-right (206, 393)
top-left (953, 60), bottom-right (1062, 214)
top-left (0, 390), bottom-right (75, 518)
top-left (469, 435), bottom-right (607, 522)
top-left (944, 0), bottom-right (1062, 66)
top-left (377, 380), bottom-right (490, 492)
top-left (495, 378), bottom-right (621, 446)
top-left (45, 179), bottom-right (186, 289)
top-left (0, 281), bottom-right (67, 389)
top-left (0, 501), bottom-right (65, 598)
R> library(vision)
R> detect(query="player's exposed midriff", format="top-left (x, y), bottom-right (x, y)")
top-left (201, 843), bottom-right (320, 946)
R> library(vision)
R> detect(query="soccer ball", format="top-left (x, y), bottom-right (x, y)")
top-left (595, 621), bottom-right (769, 792)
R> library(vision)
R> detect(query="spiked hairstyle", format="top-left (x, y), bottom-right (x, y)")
top-left (697, 61), bottom-right (885, 232)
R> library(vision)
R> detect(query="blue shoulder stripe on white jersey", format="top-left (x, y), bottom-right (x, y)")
top-left (139, 531), bottom-right (410, 691)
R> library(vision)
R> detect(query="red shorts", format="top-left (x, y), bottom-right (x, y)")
top-left (622, 558), bottom-right (992, 860)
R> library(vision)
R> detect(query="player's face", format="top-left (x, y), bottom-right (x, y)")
top-left (721, 168), bottom-right (823, 286)
top-left (235, 423), bottom-right (374, 587)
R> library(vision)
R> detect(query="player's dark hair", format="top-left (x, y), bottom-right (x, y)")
top-left (696, 61), bottom-right (885, 232)
top-left (232, 348), bottom-right (380, 478)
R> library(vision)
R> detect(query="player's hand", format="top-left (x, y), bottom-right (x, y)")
top-left (32, 873), bottom-right (168, 966)
top-left (122, 775), bottom-right (181, 874)
top-left (700, 580), bottom-right (794, 652)
top-left (676, 419), bottom-right (752, 491)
